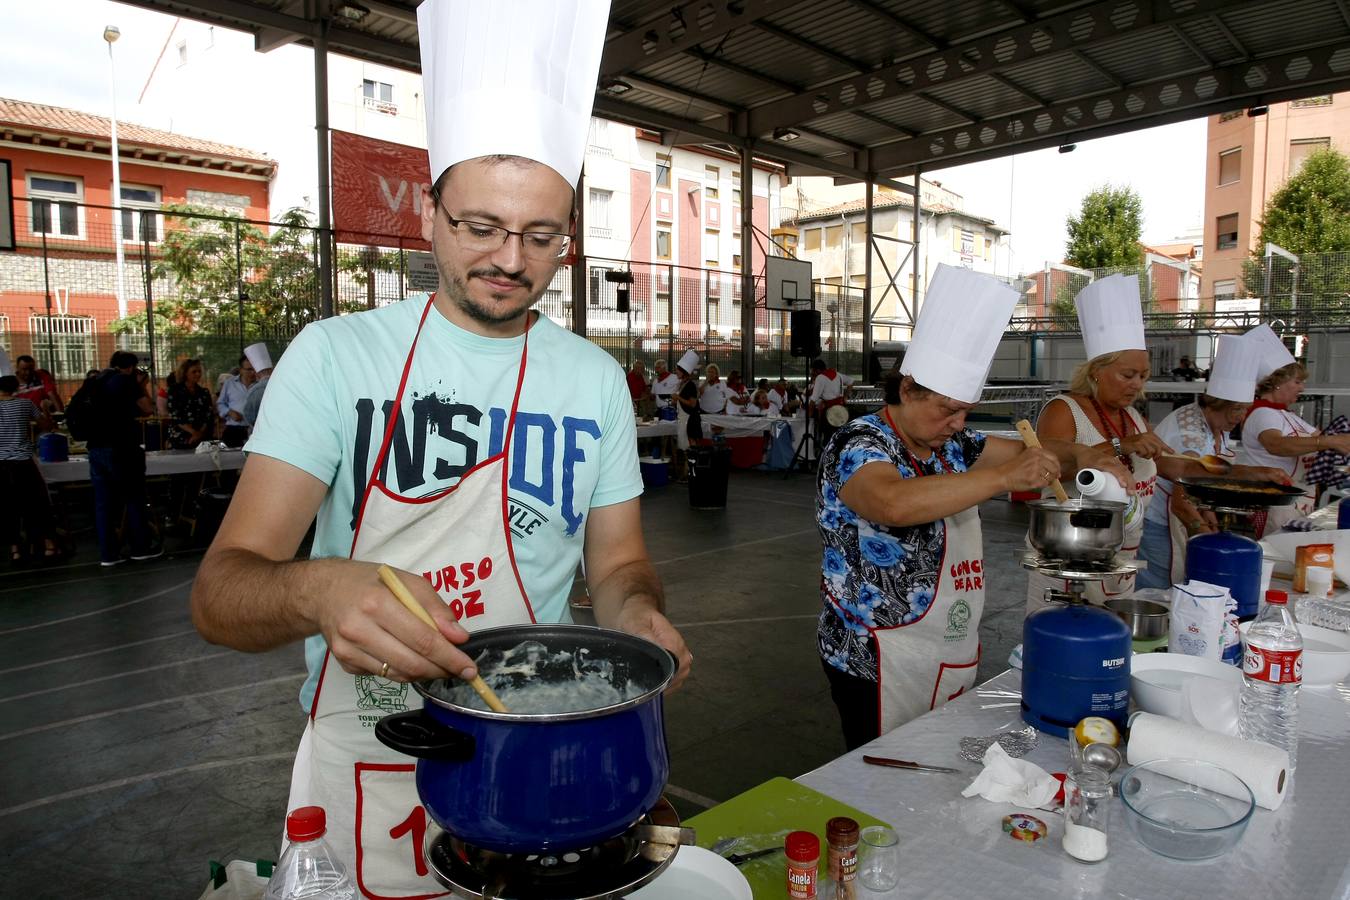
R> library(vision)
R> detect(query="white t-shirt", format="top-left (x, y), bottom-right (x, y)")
top-left (699, 381), bottom-right (736, 413)
top-left (651, 373), bottom-right (680, 407)
top-left (768, 388), bottom-right (787, 413)
top-left (247, 299), bottom-right (643, 710)
top-left (1239, 405), bottom-right (1315, 474)
top-left (811, 371), bottom-right (854, 404)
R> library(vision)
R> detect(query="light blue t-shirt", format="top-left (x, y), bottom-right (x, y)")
top-left (246, 299), bottom-right (643, 709)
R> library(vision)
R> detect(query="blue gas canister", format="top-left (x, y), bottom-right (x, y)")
top-left (1187, 530), bottom-right (1262, 619)
top-left (1021, 605), bottom-right (1131, 737)
top-left (38, 432), bottom-right (69, 462)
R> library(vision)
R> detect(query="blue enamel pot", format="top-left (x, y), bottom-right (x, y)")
top-left (375, 624), bottom-right (675, 854)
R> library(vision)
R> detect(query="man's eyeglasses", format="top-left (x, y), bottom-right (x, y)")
top-left (430, 189), bottom-right (572, 261)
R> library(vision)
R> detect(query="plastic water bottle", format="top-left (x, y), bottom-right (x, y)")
top-left (264, 806), bottom-right (355, 900)
top-left (1238, 590), bottom-right (1303, 774)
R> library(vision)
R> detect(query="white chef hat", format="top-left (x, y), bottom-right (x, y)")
top-left (1243, 324), bottom-right (1297, 380)
top-left (244, 342), bottom-right (273, 372)
top-left (1075, 275), bottom-right (1146, 361)
top-left (417, 0), bottom-right (610, 187)
top-left (900, 264), bottom-right (1020, 404)
top-left (677, 350), bottom-right (700, 374)
top-left (1205, 334), bottom-right (1260, 403)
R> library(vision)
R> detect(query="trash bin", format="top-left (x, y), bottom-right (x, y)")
top-left (688, 445), bottom-right (731, 509)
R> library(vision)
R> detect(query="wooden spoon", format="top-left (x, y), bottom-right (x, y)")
top-left (1014, 419), bottom-right (1070, 503)
top-left (376, 564), bottom-right (509, 713)
top-left (1158, 452), bottom-right (1232, 474)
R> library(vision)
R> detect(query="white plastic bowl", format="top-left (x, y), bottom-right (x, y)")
top-left (1130, 653), bottom-right (1242, 729)
top-left (629, 846), bottom-right (753, 900)
top-left (1239, 621), bottom-right (1350, 687)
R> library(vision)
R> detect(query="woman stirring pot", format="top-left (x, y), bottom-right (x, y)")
top-left (1239, 324), bottom-right (1350, 534)
top-left (815, 266), bottom-right (1127, 747)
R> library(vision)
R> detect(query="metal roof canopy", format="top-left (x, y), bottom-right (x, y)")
top-left (116, 0), bottom-right (1350, 184)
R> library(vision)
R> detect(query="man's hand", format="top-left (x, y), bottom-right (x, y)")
top-left (611, 603), bottom-right (692, 691)
top-left (227, 410), bottom-right (244, 422)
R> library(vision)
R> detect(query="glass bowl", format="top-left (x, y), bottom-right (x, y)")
top-left (1118, 758), bottom-right (1255, 860)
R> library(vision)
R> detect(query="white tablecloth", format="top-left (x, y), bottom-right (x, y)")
top-left (798, 669), bottom-right (1350, 898)
top-left (38, 448), bottom-right (246, 483)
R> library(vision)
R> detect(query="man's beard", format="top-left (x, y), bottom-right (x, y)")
top-left (442, 265), bottom-right (542, 326)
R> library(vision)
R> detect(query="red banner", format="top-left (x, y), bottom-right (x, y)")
top-left (331, 129), bottom-right (432, 250)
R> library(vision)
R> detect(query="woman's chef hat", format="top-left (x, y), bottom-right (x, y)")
top-left (417, 0), bottom-right (611, 187)
top-left (677, 350), bottom-right (700, 374)
top-left (1205, 334), bottom-right (1260, 403)
top-left (1075, 275), bottom-right (1146, 361)
top-left (900, 264), bottom-right (1020, 403)
top-left (244, 342), bottom-right (273, 373)
top-left (1243, 324), bottom-right (1297, 380)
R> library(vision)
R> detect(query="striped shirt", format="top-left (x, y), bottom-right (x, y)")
top-left (0, 396), bottom-right (38, 460)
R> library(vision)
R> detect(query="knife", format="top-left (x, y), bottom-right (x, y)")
top-left (724, 846), bottom-right (781, 866)
top-left (863, 754), bottom-right (961, 774)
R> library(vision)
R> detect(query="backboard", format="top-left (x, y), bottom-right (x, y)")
top-left (766, 256), bottom-right (812, 311)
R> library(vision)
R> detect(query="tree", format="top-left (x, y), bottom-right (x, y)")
top-left (1064, 185), bottom-right (1144, 270)
top-left (1246, 148), bottom-right (1350, 315)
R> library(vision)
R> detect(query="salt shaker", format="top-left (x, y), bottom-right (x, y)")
top-left (1062, 765), bottom-right (1111, 863)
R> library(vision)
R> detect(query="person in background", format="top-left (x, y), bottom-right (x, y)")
top-left (0, 374), bottom-right (59, 562)
top-left (698, 363), bottom-right (735, 414)
top-left (743, 388), bottom-right (772, 415)
top-left (1171, 356), bottom-right (1202, 381)
top-left (14, 354), bottom-right (64, 413)
top-left (241, 342), bottom-right (274, 428)
top-left (808, 358), bottom-right (854, 442)
top-left (167, 358), bottom-right (216, 450)
top-left (217, 354), bottom-right (256, 446)
top-left (769, 378), bottom-right (793, 416)
top-left (673, 350), bottom-right (703, 458)
top-left (1138, 335), bottom-right (1290, 588)
top-left (1238, 324), bottom-right (1350, 533)
top-left (651, 358), bottom-right (679, 409)
top-left (626, 359), bottom-right (649, 403)
top-left (88, 351), bottom-right (161, 566)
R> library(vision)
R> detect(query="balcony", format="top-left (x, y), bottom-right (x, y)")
top-left (363, 96), bottom-right (398, 116)
top-left (588, 226), bottom-right (613, 239)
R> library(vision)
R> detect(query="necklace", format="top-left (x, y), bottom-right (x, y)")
top-left (1089, 396), bottom-right (1135, 471)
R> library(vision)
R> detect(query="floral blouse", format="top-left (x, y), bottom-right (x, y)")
top-left (167, 383), bottom-right (216, 449)
top-left (815, 415), bottom-right (986, 680)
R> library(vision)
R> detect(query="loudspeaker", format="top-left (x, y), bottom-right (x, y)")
top-left (616, 286), bottom-right (630, 314)
top-left (790, 309), bottom-right (821, 359)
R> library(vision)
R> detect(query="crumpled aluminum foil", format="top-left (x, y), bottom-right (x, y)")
top-left (959, 725), bottom-right (1040, 763)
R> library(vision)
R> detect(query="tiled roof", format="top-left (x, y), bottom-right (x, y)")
top-left (787, 193), bottom-right (1002, 229)
top-left (0, 97), bottom-right (274, 171)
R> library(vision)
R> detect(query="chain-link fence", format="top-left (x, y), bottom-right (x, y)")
top-left (1, 199), bottom-right (869, 401)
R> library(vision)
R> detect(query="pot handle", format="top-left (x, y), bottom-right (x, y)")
top-left (375, 710), bottom-right (476, 762)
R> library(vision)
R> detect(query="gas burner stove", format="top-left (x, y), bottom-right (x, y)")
top-left (426, 796), bottom-right (692, 899)
top-left (1018, 551), bottom-right (1140, 581)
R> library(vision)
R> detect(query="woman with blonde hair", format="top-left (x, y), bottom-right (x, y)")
top-left (1239, 325), bottom-right (1350, 533)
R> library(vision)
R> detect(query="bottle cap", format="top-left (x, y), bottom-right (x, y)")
top-left (285, 806), bottom-right (327, 842)
top-left (1265, 589), bottom-right (1289, 605)
top-left (785, 830), bottom-right (820, 862)
top-left (826, 816), bottom-right (860, 845)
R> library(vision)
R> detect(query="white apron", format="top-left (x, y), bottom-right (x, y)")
top-left (867, 414), bottom-right (985, 733)
top-left (1154, 414), bottom-right (1238, 587)
top-left (285, 296), bottom-right (537, 899)
top-left (1026, 396), bottom-right (1157, 612)
top-left (1260, 410), bottom-right (1316, 534)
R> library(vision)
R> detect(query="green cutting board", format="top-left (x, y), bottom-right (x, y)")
top-left (684, 777), bottom-right (892, 899)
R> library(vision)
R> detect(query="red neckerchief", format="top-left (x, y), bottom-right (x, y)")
top-left (1242, 398), bottom-right (1287, 424)
top-left (822, 368), bottom-right (838, 380)
top-left (1089, 396), bottom-right (1137, 472)
top-left (882, 405), bottom-right (951, 476)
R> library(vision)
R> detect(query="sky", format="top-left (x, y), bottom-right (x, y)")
top-left (2, 0), bottom-right (1208, 279)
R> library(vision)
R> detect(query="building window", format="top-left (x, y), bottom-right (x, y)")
top-left (656, 228), bottom-right (671, 260)
top-left (732, 170), bottom-right (741, 205)
top-left (825, 225), bottom-right (843, 249)
top-left (1216, 214), bottom-right (1239, 251)
top-left (28, 314), bottom-right (95, 375)
top-left (732, 253), bottom-right (742, 270)
top-left (120, 184), bottom-right (162, 243)
top-left (28, 174), bottom-right (83, 239)
top-left (656, 154), bottom-right (671, 189)
top-left (363, 79), bottom-right (397, 114)
top-left (850, 222), bottom-right (867, 244)
top-left (1291, 95), bottom-right (1333, 108)
top-left (1289, 138), bottom-right (1331, 176)
top-left (705, 165), bottom-right (719, 200)
top-left (803, 228), bottom-right (821, 252)
top-left (587, 188), bottom-right (611, 239)
top-left (1214, 279), bottom-right (1237, 300)
top-left (1218, 148), bottom-right (1241, 185)
top-left (1218, 110), bottom-right (1242, 123)
top-left (177, 40), bottom-right (188, 66)
top-left (704, 229), bottom-right (719, 266)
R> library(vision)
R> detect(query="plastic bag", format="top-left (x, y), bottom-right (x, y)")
top-left (1168, 580), bottom-right (1229, 660)
top-left (196, 859), bottom-right (273, 900)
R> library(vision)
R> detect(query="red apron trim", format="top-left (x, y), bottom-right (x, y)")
top-left (353, 762), bottom-right (449, 900)
top-left (308, 643), bottom-right (333, 720)
top-left (368, 448), bottom-right (507, 505)
top-left (930, 649), bottom-right (980, 711)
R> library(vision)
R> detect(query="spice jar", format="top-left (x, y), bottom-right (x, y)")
top-left (1062, 765), bottom-right (1112, 863)
top-left (785, 830), bottom-right (820, 899)
top-left (825, 816), bottom-right (860, 900)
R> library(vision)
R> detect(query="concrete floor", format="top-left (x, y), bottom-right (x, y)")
top-left (0, 468), bottom-right (1032, 899)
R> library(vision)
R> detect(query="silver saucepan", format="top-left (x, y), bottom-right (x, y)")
top-left (1106, 598), bottom-right (1170, 639)
top-left (1026, 498), bottom-right (1127, 565)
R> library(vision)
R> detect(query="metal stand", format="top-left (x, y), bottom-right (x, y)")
top-left (785, 356), bottom-right (820, 477)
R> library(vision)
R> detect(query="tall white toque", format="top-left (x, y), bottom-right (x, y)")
top-left (1205, 334), bottom-right (1261, 403)
top-left (1243, 324), bottom-right (1297, 381)
top-left (1074, 274), bottom-right (1147, 361)
top-left (417, 0), bottom-right (612, 187)
top-left (900, 264), bottom-right (1021, 404)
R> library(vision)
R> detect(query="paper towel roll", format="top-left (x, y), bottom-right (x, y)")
top-left (1127, 712), bottom-right (1289, 810)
